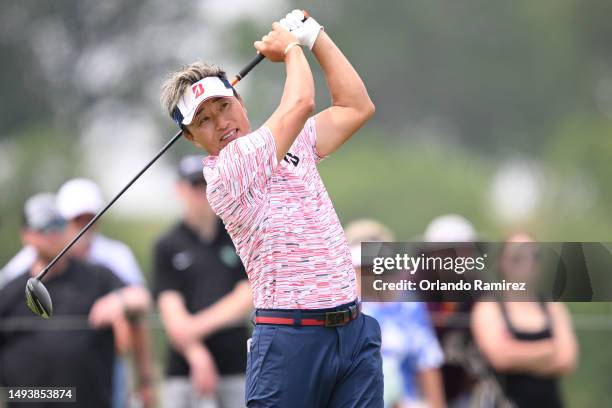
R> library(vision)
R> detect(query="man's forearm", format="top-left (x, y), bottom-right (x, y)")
top-left (193, 280), bottom-right (253, 338)
top-left (494, 338), bottom-right (557, 372)
top-left (269, 46), bottom-right (316, 161)
top-left (119, 286), bottom-right (152, 315)
top-left (312, 31), bottom-right (373, 112)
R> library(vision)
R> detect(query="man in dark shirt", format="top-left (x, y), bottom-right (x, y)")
top-left (0, 193), bottom-right (150, 408)
top-left (153, 155), bottom-right (252, 408)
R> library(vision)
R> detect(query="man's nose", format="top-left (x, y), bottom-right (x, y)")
top-left (215, 116), bottom-right (230, 131)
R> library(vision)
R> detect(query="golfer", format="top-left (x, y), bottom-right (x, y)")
top-left (160, 10), bottom-right (381, 407)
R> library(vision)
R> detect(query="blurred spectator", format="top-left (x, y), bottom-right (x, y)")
top-left (0, 179), bottom-right (155, 408)
top-left (0, 193), bottom-right (150, 408)
top-left (471, 232), bottom-right (578, 407)
top-left (346, 219), bottom-right (446, 408)
top-left (57, 178), bottom-right (155, 408)
top-left (153, 155), bottom-right (252, 408)
top-left (422, 214), bottom-right (482, 408)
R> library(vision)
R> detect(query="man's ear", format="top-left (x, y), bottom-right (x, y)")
top-left (182, 128), bottom-right (203, 150)
top-left (236, 94), bottom-right (247, 116)
top-left (182, 128), bottom-right (194, 142)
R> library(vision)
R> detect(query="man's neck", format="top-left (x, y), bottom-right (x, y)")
top-left (184, 210), bottom-right (218, 242)
top-left (31, 258), bottom-right (67, 280)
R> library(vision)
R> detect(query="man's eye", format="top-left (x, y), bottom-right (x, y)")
top-left (221, 102), bottom-right (229, 109)
top-left (200, 117), bottom-right (210, 125)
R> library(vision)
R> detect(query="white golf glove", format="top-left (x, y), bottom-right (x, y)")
top-left (279, 9), bottom-right (323, 50)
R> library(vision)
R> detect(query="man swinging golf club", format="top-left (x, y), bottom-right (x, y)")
top-left (160, 10), bottom-right (381, 407)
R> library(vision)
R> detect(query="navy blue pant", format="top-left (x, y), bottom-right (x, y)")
top-left (245, 311), bottom-right (383, 407)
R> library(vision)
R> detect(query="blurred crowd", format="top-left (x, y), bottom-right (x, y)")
top-left (345, 218), bottom-right (578, 408)
top-left (0, 155), bottom-right (578, 408)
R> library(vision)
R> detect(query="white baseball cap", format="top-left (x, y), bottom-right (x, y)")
top-left (172, 76), bottom-right (235, 127)
top-left (423, 214), bottom-right (477, 242)
top-left (56, 178), bottom-right (104, 220)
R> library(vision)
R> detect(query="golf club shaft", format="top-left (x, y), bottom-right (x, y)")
top-left (36, 129), bottom-right (183, 281)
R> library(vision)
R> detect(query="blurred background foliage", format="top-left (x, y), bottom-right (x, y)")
top-left (1, 1), bottom-right (612, 405)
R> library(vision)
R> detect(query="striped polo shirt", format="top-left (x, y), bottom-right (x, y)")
top-left (203, 117), bottom-right (356, 309)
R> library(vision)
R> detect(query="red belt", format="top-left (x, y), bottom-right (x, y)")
top-left (254, 301), bottom-right (361, 327)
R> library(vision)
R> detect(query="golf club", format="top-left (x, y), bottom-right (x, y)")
top-left (25, 40), bottom-right (273, 319)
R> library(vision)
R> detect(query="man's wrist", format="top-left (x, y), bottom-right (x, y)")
top-left (194, 311), bottom-right (212, 339)
top-left (114, 289), bottom-right (146, 323)
top-left (284, 41), bottom-right (303, 57)
top-left (114, 290), bottom-right (127, 312)
top-left (303, 17), bottom-right (323, 50)
top-left (310, 30), bottom-right (329, 55)
top-left (185, 342), bottom-right (205, 361)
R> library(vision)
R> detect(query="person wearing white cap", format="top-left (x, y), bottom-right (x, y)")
top-left (55, 178), bottom-right (143, 285)
top-left (161, 9), bottom-right (378, 408)
top-left (423, 214), bottom-right (478, 243)
top-left (422, 214), bottom-right (481, 408)
top-left (56, 178), bottom-right (155, 408)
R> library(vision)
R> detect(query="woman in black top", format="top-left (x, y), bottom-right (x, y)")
top-left (471, 232), bottom-right (578, 407)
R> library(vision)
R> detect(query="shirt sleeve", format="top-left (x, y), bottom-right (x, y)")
top-left (151, 239), bottom-right (184, 299)
top-left (111, 246), bottom-right (144, 286)
top-left (216, 127), bottom-right (278, 198)
top-left (299, 116), bottom-right (328, 164)
top-left (411, 304), bottom-right (445, 371)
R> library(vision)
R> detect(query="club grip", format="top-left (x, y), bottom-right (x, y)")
top-left (232, 53), bottom-right (265, 86)
top-left (230, 10), bottom-right (310, 86)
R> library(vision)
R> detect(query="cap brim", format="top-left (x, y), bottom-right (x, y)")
top-left (180, 96), bottom-right (217, 126)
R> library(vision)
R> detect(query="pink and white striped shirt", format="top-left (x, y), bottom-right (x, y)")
top-left (203, 117), bottom-right (356, 309)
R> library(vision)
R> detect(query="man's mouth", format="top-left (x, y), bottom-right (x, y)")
top-left (221, 129), bottom-right (238, 141)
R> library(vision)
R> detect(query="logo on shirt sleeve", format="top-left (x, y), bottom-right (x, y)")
top-left (283, 152), bottom-right (300, 167)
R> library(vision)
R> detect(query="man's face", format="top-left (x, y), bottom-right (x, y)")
top-left (22, 221), bottom-right (67, 263)
top-left (184, 96), bottom-right (250, 155)
top-left (65, 214), bottom-right (97, 259)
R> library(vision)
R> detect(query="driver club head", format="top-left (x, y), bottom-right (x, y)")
top-left (25, 277), bottom-right (53, 318)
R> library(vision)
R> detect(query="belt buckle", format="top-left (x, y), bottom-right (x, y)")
top-left (325, 310), bottom-right (349, 327)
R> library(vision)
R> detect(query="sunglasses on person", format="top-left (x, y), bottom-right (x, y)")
top-left (35, 218), bottom-right (67, 235)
